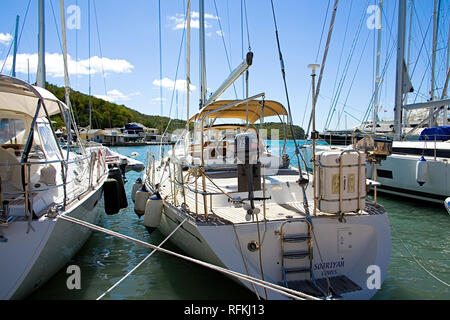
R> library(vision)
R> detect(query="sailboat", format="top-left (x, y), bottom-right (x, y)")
top-left (365, 0), bottom-right (450, 204)
top-left (134, 0), bottom-right (391, 300)
top-left (0, 0), bottom-right (109, 299)
top-left (312, 0), bottom-right (450, 204)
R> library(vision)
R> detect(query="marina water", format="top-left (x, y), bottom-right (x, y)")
top-left (28, 142), bottom-right (449, 300)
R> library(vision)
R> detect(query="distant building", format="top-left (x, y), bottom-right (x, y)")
top-left (79, 123), bottom-right (170, 145)
top-left (79, 128), bottom-right (101, 141)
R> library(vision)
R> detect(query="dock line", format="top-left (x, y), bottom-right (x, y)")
top-left (391, 224), bottom-right (449, 288)
top-left (58, 214), bottom-right (321, 300)
top-left (96, 217), bottom-right (189, 300)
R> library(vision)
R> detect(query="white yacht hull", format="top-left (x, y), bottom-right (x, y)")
top-left (304, 144), bottom-right (450, 203)
top-left (157, 199), bottom-right (391, 300)
top-left (367, 154), bottom-right (450, 203)
top-left (0, 185), bottom-right (104, 300)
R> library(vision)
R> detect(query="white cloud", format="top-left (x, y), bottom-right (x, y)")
top-left (152, 77), bottom-right (196, 93)
top-left (0, 33), bottom-right (13, 46)
top-left (216, 30), bottom-right (224, 37)
top-left (169, 11), bottom-right (218, 30)
top-left (0, 52), bottom-right (134, 77)
top-left (95, 89), bottom-right (140, 103)
top-left (152, 97), bottom-right (168, 102)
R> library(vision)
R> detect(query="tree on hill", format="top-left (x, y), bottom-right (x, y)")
top-left (46, 83), bottom-right (304, 139)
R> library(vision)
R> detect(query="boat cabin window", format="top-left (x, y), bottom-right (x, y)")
top-left (37, 122), bottom-right (60, 159)
top-left (0, 118), bottom-right (26, 145)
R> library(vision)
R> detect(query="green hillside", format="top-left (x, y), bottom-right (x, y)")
top-left (46, 83), bottom-right (304, 139)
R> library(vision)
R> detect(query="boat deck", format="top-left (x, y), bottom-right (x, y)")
top-left (157, 166), bottom-right (386, 225)
top-left (283, 275), bottom-right (362, 297)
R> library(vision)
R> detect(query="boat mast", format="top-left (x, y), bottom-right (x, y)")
top-left (405, 0), bottom-right (414, 106)
top-left (445, 19), bottom-right (450, 125)
top-left (59, 0), bottom-right (74, 159)
top-left (186, 0), bottom-right (191, 129)
top-left (37, 0), bottom-right (46, 88)
top-left (88, 0), bottom-right (92, 130)
top-left (11, 15), bottom-right (19, 78)
top-left (373, 0), bottom-right (383, 134)
top-left (394, 0), bottom-right (406, 141)
top-left (429, 0), bottom-right (440, 126)
top-left (199, 0), bottom-right (207, 110)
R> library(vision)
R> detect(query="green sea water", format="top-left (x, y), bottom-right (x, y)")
top-left (28, 143), bottom-right (449, 300)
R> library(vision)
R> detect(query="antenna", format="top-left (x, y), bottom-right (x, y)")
top-left (308, 63), bottom-right (320, 216)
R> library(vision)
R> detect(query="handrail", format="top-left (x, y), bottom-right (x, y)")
top-left (0, 150), bottom-right (108, 212)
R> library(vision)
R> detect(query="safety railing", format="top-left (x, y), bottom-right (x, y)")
top-left (0, 150), bottom-right (108, 221)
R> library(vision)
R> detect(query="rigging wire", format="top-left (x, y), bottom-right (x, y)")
top-left (96, 217), bottom-right (190, 300)
top-left (92, 0), bottom-right (111, 128)
top-left (212, 0), bottom-right (238, 99)
top-left (324, 0), bottom-right (353, 130)
top-left (359, 0), bottom-right (399, 126)
top-left (49, 0), bottom-right (64, 57)
top-left (242, 0), bottom-right (251, 51)
top-left (0, 23), bottom-right (16, 74)
top-left (268, 6), bottom-right (318, 289)
top-left (390, 224), bottom-right (450, 288)
top-left (88, 0), bottom-right (93, 129)
top-left (325, 0), bottom-right (368, 131)
top-left (1, 0), bottom-right (32, 74)
top-left (305, 0), bottom-right (339, 137)
top-left (158, 0), bottom-right (163, 116)
top-left (301, 0), bottom-right (331, 128)
top-left (159, 3), bottom-right (189, 161)
top-left (58, 214), bottom-right (320, 300)
top-left (334, 28), bottom-right (372, 130)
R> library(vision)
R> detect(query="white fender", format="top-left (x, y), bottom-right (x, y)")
top-left (416, 156), bottom-right (428, 186)
top-left (134, 189), bottom-right (151, 215)
top-left (444, 197), bottom-right (450, 215)
top-left (143, 194), bottom-right (163, 230)
top-left (131, 179), bottom-right (143, 202)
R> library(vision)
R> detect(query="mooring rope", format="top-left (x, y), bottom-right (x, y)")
top-left (391, 224), bottom-right (450, 288)
top-left (96, 217), bottom-right (189, 300)
top-left (57, 214), bottom-right (321, 300)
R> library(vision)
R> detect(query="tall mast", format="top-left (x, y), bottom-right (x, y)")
top-left (11, 15), bottom-right (19, 78)
top-left (199, 0), bottom-right (207, 110)
top-left (158, 0), bottom-right (163, 116)
top-left (430, 0), bottom-right (439, 101)
top-left (394, 0), bottom-right (406, 141)
top-left (59, 0), bottom-right (71, 110)
top-left (88, 0), bottom-right (92, 130)
top-left (445, 19), bottom-right (450, 125)
top-left (60, 0), bottom-right (73, 158)
top-left (37, 0), bottom-right (46, 88)
top-left (373, 0), bottom-right (383, 134)
top-left (186, 0), bottom-right (191, 128)
top-left (405, 0), bottom-right (414, 106)
top-left (429, 0), bottom-right (440, 126)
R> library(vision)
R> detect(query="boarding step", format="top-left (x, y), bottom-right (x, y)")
top-left (281, 275), bottom-right (362, 298)
top-left (283, 250), bottom-right (310, 259)
top-left (283, 234), bottom-right (310, 243)
top-left (283, 267), bottom-right (311, 274)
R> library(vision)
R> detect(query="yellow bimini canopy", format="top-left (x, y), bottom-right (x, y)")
top-left (189, 99), bottom-right (288, 124)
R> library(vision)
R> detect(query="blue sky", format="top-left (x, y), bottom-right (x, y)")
top-left (0, 0), bottom-right (448, 131)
